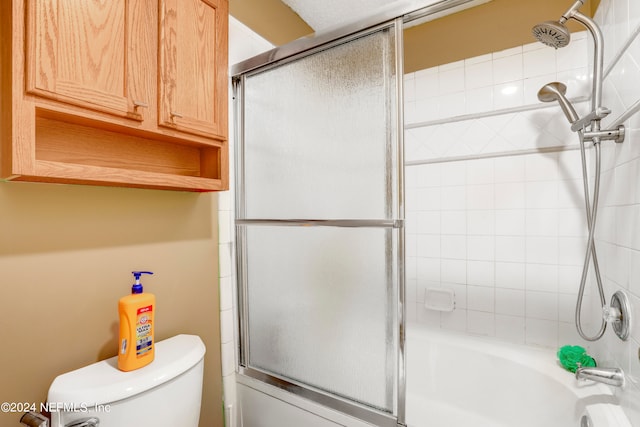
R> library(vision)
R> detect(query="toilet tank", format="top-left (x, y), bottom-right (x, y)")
top-left (47, 334), bottom-right (206, 427)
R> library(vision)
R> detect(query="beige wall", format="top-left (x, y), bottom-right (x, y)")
top-left (0, 182), bottom-right (222, 427)
top-left (404, 0), bottom-right (599, 73)
top-left (230, 0), bottom-right (602, 74)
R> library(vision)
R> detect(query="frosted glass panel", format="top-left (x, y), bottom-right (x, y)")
top-left (245, 225), bottom-right (397, 411)
top-left (242, 29), bottom-right (396, 219)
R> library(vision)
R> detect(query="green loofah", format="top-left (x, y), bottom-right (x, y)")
top-left (557, 345), bottom-right (597, 373)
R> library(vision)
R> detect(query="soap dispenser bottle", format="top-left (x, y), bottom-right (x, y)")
top-left (118, 271), bottom-right (155, 371)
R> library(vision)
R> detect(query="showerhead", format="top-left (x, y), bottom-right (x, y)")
top-left (538, 82), bottom-right (580, 125)
top-left (531, 0), bottom-right (585, 49)
top-left (532, 21), bottom-right (571, 48)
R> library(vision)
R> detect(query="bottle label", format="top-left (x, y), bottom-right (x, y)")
top-left (136, 305), bottom-right (153, 358)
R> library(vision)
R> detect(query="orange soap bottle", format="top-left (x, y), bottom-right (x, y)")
top-left (118, 271), bottom-right (155, 371)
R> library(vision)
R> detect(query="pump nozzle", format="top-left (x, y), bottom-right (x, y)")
top-left (131, 271), bottom-right (153, 294)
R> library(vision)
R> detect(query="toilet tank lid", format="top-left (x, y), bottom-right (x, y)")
top-left (48, 334), bottom-right (206, 406)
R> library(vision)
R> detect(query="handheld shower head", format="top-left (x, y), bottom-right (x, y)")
top-left (538, 82), bottom-right (580, 125)
top-left (532, 21), bottom-right (571, 48)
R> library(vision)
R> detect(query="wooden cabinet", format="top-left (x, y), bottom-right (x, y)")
top-left (159, 0), bottom-right (228, 139)
top-left (1, 0), bottom-right (228, 191)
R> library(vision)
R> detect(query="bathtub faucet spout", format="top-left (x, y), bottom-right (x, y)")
top-left (576, 366), bottom-right (624, 387)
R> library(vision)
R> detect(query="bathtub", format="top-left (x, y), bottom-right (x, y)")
top-left (406, 325), bottom-right (632, 427)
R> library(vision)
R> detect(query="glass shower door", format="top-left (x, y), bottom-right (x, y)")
top-left (235, 20), bottom-right (404, 427)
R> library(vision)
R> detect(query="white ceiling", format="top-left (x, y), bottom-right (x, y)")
top-left (279, 0), bottom-right (484, 33)
top-left (280, 0), bottom-right (406, 31)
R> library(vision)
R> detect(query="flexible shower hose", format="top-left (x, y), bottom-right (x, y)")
top-left (575, 132), bottom-right (607, 341)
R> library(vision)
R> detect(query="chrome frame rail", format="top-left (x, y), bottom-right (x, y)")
top-left (393, 16), bottom-right (407, 427)
top-left (235, 219), bottom-right (403, 228)
top-left (239, 366), bottom-right (399, 427)
top-left (230, 0), bottom-right (490, 77)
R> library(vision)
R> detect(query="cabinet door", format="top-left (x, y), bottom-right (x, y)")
top-left (26, 0), bottom-right (142, 119)
top-left (159, 0), bottom-right (228, 139)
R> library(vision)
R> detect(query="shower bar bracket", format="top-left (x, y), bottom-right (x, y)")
top-left (570, 107), bottom-right (611, 132)
top-left (581, 125), bottom-right (625, 144)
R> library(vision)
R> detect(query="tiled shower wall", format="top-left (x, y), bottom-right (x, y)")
top-left (592, 0), bottom-right (640, 421)
top-left (404, 0), bottom-right (640, 422)
top-left (404, 32), bottom-right (595, 347)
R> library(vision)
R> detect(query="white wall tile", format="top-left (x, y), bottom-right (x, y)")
top-left (495, 182), bottom-right (526, 209)
top-left (467, 285), bottom-right (494, 312)
top-left (467, 236), bottom-right (495, 261)
top-left (416, 211), bottom-right (441, 234)
top-left (467, 210), bottom-right (495, 235)
top-left (441, 259), bottom-right (466, 284)
top-left (526, 318), bottom-right (558, 348)
top-left (495, 209), bottom-right (525, 236)
top-left (467, 310), bottom-right (495, 336)
top-left (493, 81), bottom-right (524, 110)
top-left (526, 181), bottom-right (558, 209)
top-left (526, 209), bottom-right (559, 236)
top-left (495, 236), bottom-right (526, 262)
top-left (440, 309), bottom-right (466, 332)
top-left (465, 60), bottom-right (493, 90)
top-left (417, 234), bottom-right (440, 258)
top-left (525, 263), bottom-right (558, 292)
top-left (495, 314), bottom-right (525, 343)
top-left (441, 161), bottom-right (467, 186)
top-left (465, 87), bottom-right (493, 114)
top-left (466, 184), bottom-right (494, 210)
top-left (438, 92), bottom-right (466, 118)
top-left (415, 70), bottom-right (439, 100)
top-left (526, 291), bottom-right (558, 320)
top-left (495, 262), bottom-right (526, 290)
top-left (526, 236), bottom-right (559, 264)
top-left (441, 210), bottom-right (466, 235)
top-left (438, 67), bottom-right (465, 95)
top-left (495, 288), bottom-right (525, 316)
top-left (494, 156), bottom-right (525, 183)
top-left (557, 34), bottom-right (588, 72)
top-left (523, 47), bottom-right (557, 78)
top-left (417, 258), bottom-right (440, 284)
top-left (558, 265), bottom-right (582, 294)
top-left (558, 236), bottom-right (587, 266)
top-left (441, 186), bottom-right (467, 210)
top-left (525, 153), bottom-right (558, 181)
top-left (442, 235), bottom-right (467, 259)
top-left (467, 260), bottom-right (494, 286)
top-left (493, 54), bottom-right (523, 85)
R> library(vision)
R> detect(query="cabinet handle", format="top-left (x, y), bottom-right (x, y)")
top-left (170, 111), bottom-right (183, 119)
top-left (133, 101), bottom-right (148, 109)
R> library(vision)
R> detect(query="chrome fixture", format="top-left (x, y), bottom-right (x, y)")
top-left (533, 0), bottom-right (626, 342)
top-left (20, 412), bottom-right (49, 427)
top-left (603, 291), bottom-right (632, 341)
top-left (537, 82), bottom-right (579, 124)
top-left (576, 366), bottom-right (625, 387)
top-left (532, 0), bottom-right (624, 144)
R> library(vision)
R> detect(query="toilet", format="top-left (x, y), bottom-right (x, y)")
top-left (46, 334), bottom-right (206, 427)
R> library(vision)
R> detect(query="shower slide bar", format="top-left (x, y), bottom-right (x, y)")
top-left (235, 219), bottom-right (404, 228)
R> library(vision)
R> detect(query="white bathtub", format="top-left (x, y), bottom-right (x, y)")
top-left (406, 325), bottom-right (632, 427)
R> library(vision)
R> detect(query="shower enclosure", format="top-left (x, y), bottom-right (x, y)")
top-left (232, 1), bottom-right (495, 426)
